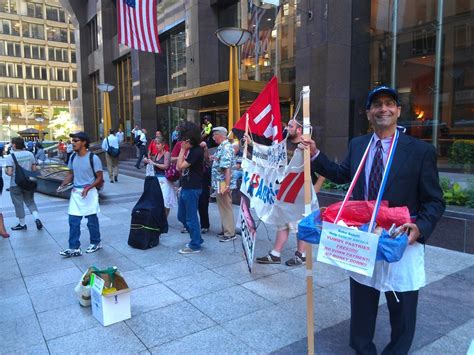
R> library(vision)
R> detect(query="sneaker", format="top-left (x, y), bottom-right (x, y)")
top-left (217, 231), bottom-right (225, 237)
top-left (114, 176), bottom-right (118, 182)
top-left (35, 219), bottom-right (43, 230)
top-left (59, 248), bottom-right (82, 257)
top-left (201, 228), bottom-right (209, 234)
top-left (85, 243), bottom-right (102, 253)
top-left (11, 224), bottom-right (27, 231)
top-left (110, 180), bottom-right (114, 183)
top-left (178, 247), bottom-right (201, 254)
top-left (219, 235), bottom-right (237, 243)
top-left (181, 228), bottom-right (188, 233)
top-left (285, 251), bottom-right (306, 266)
top-left (256, 252), bottom-right (281, 264)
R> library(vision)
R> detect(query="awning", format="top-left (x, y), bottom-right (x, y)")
top-left (155, 80), bottom-right (294, 111)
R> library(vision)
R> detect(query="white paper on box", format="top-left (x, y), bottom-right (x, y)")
top-left (91, 275), bottom-right (131, 326)
top-left (317, 221), bottom-right (379, 277)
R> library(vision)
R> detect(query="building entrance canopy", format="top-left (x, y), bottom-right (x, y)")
top-left (155, 80), bottom-right (294, 113)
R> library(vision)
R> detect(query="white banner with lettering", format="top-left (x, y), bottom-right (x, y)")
top-left (241, 148), bottom-right (318, 225)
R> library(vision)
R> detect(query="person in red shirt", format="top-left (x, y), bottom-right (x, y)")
top-left (148, 130), bottom-right (169, 158)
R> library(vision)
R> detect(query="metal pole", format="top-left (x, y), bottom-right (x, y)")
top-left (302, 86), bottom-right (315, 355)
top-left (255, 8), bottom-right (260, 81)
top-left (390, 0), bottom-right (398, 88)
top-left (432, 0), bottom-right (444, 150)
top-left (234, 46), bottom-right (241, 123)
top-left (228, 45), bottom-right (234, 133)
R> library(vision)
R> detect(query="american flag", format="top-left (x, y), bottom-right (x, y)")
top-left (117, 0), bottom-right (161, 53)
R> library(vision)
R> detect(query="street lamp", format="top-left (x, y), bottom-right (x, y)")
top-left (97, 83), bottom-right (115, 139)
top-left (215, 27), bottom-right (251, 133)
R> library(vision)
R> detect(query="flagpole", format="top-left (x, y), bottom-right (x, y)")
top-left (302, 86), bottom-right (315, 355)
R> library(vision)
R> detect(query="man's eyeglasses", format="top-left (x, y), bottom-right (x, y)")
top-left (370, 99), bottom-right (397, 109)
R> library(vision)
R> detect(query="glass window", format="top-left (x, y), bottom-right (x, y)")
top-left (65, 89), bottom-right (70, 101)
top-left (41, 67), bottom-right (46, 80)
top-left (18, 85), bottom-right (23, 98)
top-left (62, 49), bottom-right (67, 61)
top-left (0, 41), bottom-right (5, 55)
top-left (23, 22), bottom-right (45, 39)
top-left (46, 26), bottom-right (67, 42)
top-left (11, 20), bottom-right (19, 36)
top-left (25, 65), bottom-right (31, 79)
top-left (16, 64), bottom-right (22, 78)
top-left (13, 43), bottom-right (20, 57)
top-left (33, 86), bottom-right (41, 99)
top-left (27, 3), bottom-right (42, 19)
top-left (1, 19), bottom-right (10, 34)
top-left (48, 48), bottom-right (54, 60)
top-left (59, 9), bottom-right (66, 23)
top-left (64, 69), bottom-right (69, 82)
top-left (6, 62), bottom-right (12, 76)
top-left (0, 63), bottom-right (6, 76)
top-left (32, 45), bottom-right (39, 59)
top-left (26, 86), bottom-right (33, 99)
top-left (72, 70), bottom-right (77, 82)
top-left (72, 89), bottom-right (77, 99)
top-left (6, 42), bottom-right (12, 55)
top-left (24, 44), bottom-right (31, 58)
top-left (0, 0), bottom-right (17, 14)
top-left (69, 30), bottom-right (75, 44)
top-left (0, 83), bottom-right (6, 97)
top-left (71, 51), bottom-right (76, 63)
top-left (33, 66), bottom-right (40, 79)
top-left (50, 87), bottom-right (57, 100)
top-left (39, 47), bottom-right (45, 60)
top-left (88, 17), bottom-right (98, 53)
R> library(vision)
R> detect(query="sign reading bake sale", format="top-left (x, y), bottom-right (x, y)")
top-left (317, 222), bottom-right (379, 277)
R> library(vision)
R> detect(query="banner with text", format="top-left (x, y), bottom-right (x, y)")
top-left (241, 149), bottom-right (318, 225)
top-left (317, 221), bottom-right (379, 277)
top-left (251, 139), bottom-right (287, 168)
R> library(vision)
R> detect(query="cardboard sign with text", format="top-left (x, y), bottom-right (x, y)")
top-left (240, 197), bottom-right (257, 273)
top-left (317, 222), bottom-right (379, 277)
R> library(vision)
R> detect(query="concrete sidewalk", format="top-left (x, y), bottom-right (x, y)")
top-left (0, 169), bottom-right (473, 354)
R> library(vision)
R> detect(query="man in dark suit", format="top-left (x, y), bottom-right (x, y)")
top-left (305, 86), bottom-right (445, 354)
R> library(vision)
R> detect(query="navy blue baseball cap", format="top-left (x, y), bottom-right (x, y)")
top-left (366, 85), bottom-right (400, 109)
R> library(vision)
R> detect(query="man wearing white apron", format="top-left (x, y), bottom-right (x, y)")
top-left (57, 132), bottom-right (104, 257)
top-left (306, 86), bottom-right (445, 354)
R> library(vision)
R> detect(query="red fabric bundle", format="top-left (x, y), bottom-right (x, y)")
top-left (322, 200), bottom-right (411, 229)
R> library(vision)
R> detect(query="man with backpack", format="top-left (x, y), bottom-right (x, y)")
top-left (5, 137), bottom-right (43, 231)
top-left (101, 129), bottom-right (120, 183)
top-left (57, 132), bottom-right (104, 257)
top-left (132, 126), bottom-right (147, 169)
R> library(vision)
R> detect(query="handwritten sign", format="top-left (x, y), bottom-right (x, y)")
top-left (317, 221), bottom-right (379, 277)
top-left (240, 197), bottom-right (257, 273)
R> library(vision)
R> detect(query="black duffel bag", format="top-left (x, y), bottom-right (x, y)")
top-left (128, 176), bottom-right (168, 250)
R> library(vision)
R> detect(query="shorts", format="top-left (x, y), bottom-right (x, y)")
top-left (277, 221), bottom-right (299, 234)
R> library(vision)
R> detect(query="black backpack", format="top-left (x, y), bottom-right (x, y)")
top-left (70, 152), bottom-right (104, 190)
top-left (133, 135), bottom-right (142, 146)
top-left (11, 153), bottom-right (38, 191)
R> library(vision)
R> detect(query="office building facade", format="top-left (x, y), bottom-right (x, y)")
top-left (66, 0), bottom-right (474, 173)
top-left (0, 0), bottom-right (79, 141)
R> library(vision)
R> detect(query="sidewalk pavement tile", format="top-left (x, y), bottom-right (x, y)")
top-left (122, 268), bottom-right (160, 289)
top-left (145, 257), bottom-right (208, 282)
top-left (29, 282), bottom-right (78, 313)
top-left (222, 305), bottom-right (307, 352)
top-left (131, 282), bottom-right (183, 316)
top-left (0, 294), bottom-right (35, 322)
top-left (47, 322), bottom-right (146, 354)
top-left (213, 260), bottom-right (282, 284)
top-left (189, 285), bottom-right (273, 323)
top-left (0, 278), bottom-right (27, 298)
top-left (277, 289), bottom-right (351, 331)
top-left (126, 301), bottom-right (215, 348)
top-left (37, 303), bottom-right (100, 340)
top-left (164, 269), bottom-right (236, 300)
top-left (125, 246), bottom-right (182, 268)
top-left (23, 266), bottom-right (82, 293)
top-left (286, 261), bottom-right (349, 288)
top-left (72, 255), bottom-right (140, 273)
top-left (150, 325), bottom-right (258, 355)
top-left (10, 244), bottom-right (58, 259)
top-left (241, 272), bottom-right (308, 303)
top-left (424, 245), bottom-right (474, 276)
top-left (0, 258), bottom-right (21, 282)
top-left (16, 252), bottom-right (76, 277)
top-left (0, 315), bottom-right (46, 353)
top-left (186, 250), bottom-right (244, 269)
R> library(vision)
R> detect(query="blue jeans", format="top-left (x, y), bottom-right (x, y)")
top-left (177, 188), bottom-right (203, 250)
top-left (68, 214), bottom-right (101, 249)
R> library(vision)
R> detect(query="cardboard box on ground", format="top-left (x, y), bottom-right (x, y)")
top-left (90, 271), bottom-right (132, 326)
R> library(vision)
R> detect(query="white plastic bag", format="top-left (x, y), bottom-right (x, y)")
top-left (74, 269), bottom-right (92, 307)
top-left (145, 162), bottom-right (155, 177)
